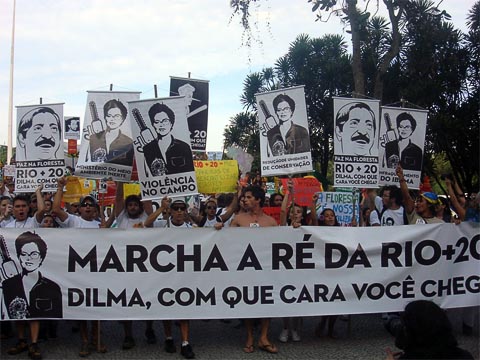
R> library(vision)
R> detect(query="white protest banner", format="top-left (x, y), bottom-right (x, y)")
top-left (0, 223), bottom-right (477, 320)
top-left (333, 97), bottom-right (380, 188)
top-left (76, 91), bottom-right (140, 181)
top-left (316, 191), bottom-right (360, 226)
top-left (64, 116), bottom-right (80, 140)
top-left (15, 103), bottom-right (65, 192)
top-left (170, 77), bottom-right (209, 151)
top-left (129, 96), bottom-right (198, 200)
top-left (379, 106), bottom-right (428, 189)
top-left (256, 86), bottom-right (313, 176)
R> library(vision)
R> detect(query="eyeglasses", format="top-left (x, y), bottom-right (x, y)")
top-left (276, 106), bottom-right (291, 113)
top-left (20, 251), bottom-right (41, 259)
top-left (154, 118), bottom-right (172, 125)
top-left (106, 114), bottom-right (123, 120)
top-left (398, 125), bottom-right (412, 130)
top-left (171, 206), bottom-right (186, 211)
top-left (81, 203), bottom-right (94, 207)
top-left (206, 206), bottom-right (217, 210)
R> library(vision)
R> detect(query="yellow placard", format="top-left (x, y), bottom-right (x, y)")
top-left (194, 160), bottom-right (238, 194)
top-left (63, 176), bottom-right (95, 203)
top-left (123, 183), bottom-right (141, 199)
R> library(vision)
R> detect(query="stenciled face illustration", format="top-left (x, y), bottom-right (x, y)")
top-left (69, 119), bottom-right (79, 131)
top-left (152, 112), bottom-right (174, 138)
top-left (19, 242), bottom-right (43, 273)
top-left (275, 100), bottom-right (293, 123)
top-left (398, 119), bottom-right (414, 140)
top-left (22, 112), bottom-right (61, 160)
top-left (339, 107), bottom-right (375, 155)
top-left (105, 107), bottom-right (125, 131)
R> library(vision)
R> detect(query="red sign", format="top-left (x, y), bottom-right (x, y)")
top-left (263, 207), bottom-right (282, 225)
top-left (281, 177), bottom-right (323, 207)
top-left (67, 139), bottom-right (77, 155)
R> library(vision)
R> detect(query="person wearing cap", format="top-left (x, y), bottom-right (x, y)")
top-left (144, 196), bottom-right (195, 359)
top-left (112, 183), bottom-right (155, 350)
top-left (396, 165), bottom-right (444, 224)
top-left (52, 176), bottom-right (106, 357)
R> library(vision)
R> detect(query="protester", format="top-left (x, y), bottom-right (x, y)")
top-left (385, 300), bottom-right (474, 359)
top-left (144, 197), bottom-right (195, 359)
top-left (52, 177), bottom-right (107, 357)
top-left (5, 186), bottom-right (46, 360)
top-left (228, 185), bottom-right (279, 354)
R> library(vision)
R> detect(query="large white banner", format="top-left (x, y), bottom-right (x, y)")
top-left (15, 103), bottom-right (65, 193)
top-left (379, 106), bottom-right (428, 189)
top-left (129, 96), bottom-right (198, 200)
top-left (76, 91), bottom-right (140, 181)
top-left (170, 77), bottom-right (209, 152)
top-left (256, 86), bottom-right (313, 176)
top-left (1, 223), bottom-right (478, 320)
top-left (333, 97), bottom-right (380, 188)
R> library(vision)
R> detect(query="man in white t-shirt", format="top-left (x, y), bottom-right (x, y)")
top-left (144, 198), bottom-right (195, 358)
top-left (52, 177), bottom-right (104, 357)
top-left (112, 182), bottom-right (156, 350)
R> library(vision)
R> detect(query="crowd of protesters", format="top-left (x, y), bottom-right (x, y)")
top-left (0, 164), bottom-right (478, 359)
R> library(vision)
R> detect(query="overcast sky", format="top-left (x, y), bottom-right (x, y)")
top-left (0, 0), bottom-right (475, 152)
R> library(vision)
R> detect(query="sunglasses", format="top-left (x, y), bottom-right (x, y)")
top-left (171, 206), bottom-right (186, 211)
top-left (81, 203), bottom-right (94, 207)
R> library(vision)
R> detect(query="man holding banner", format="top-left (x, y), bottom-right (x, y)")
top-left (229, 186), bottom-right (279, 354)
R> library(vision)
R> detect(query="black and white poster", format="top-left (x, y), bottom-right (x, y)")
top-left (129, 96), bottom-right (198, 200)
top-left (169, 77), bottom-right (209, 151)
top-left (379, 106), bottom-right (428, 189)
top-left (0, 232), bottom-right (62, 319)
top-left (76, 91), bottom-right (140, 181)
top-left (15, 103), bottom-right (65, 192)
top-left (333, 97), bottom-right (380, 188)
top-left (256, 86), bottom-right (313, 176)
top-left (64, 116), bottom-right (80, 140)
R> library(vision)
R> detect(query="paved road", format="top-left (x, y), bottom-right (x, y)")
top-left (1, 309), bottom-right (478, 359)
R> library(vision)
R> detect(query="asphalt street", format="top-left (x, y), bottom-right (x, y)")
top-left (1, 307), bottom-right (478, 360)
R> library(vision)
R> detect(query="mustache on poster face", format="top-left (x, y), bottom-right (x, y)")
top-left (351, 133), bottom-right (370, 144)
top-left (35, 137), bottom-right (56, 147)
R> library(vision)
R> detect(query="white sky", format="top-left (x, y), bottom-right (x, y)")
top-left (0, 0), bottom-right (475, 152)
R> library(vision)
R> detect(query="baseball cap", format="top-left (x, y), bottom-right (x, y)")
top-left (420, 192), bottom-right (439, 205)
top-left (170, 199), bottom-right (186, 208)
top-left (80, 195), bottom-right (97, 206)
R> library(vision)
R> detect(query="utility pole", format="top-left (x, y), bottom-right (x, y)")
top-left (7, 0), bottom-right (16, 164)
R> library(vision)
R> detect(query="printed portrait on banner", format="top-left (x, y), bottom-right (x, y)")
top-left (379, 106), bottom-right (428, 189)
top-left (256, 86), bottom-right (313, 177)
top-left (64, 116), bottom-right (80, 140)
top-left (15, 103), bottom-right (65, 193)
top-left (76, 91), bottom-right (140, 181)
top-left (0, 233), bottom-right (63, 320)
top-left (129, 96), bottom-right (198, 200)
top-left (333, 97), bottom-right (380, 188)
top-left (170, 77), bottom-right (209, 151)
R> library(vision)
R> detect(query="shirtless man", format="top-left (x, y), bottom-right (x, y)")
top-left (230, 185), bottom-right (278, 354)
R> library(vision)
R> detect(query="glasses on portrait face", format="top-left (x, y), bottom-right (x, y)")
top-left (276, 106), bottom-right (291, 113)
top-left (106, 114), bottom-right (123, 120)
top-left (20, 251), bottom-right (41, 259)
